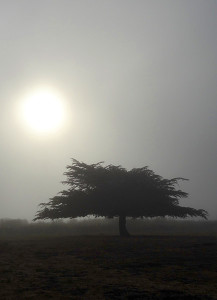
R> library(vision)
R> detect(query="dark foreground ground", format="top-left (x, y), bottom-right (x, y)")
top-left (0, 235), bottom-right (217, 299)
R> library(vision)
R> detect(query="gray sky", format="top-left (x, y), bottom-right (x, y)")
top-left (0, 0), bottom-right (217, 220)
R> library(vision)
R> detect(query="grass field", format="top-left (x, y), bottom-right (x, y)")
top-left (0, 235), bottom-right (217, 299)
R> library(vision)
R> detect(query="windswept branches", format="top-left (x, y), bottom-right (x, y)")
top-left (34, 158), bottom-right (208, 235)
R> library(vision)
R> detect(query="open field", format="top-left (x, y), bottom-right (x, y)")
top-left (0, 235), bottom-right (217, 299)
top-left (1, 218), bottom-right (217, 237)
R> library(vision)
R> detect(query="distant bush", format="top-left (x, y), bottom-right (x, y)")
top-left (0, 217), bottom-right (216, 238)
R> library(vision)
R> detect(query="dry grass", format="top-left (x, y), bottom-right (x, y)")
top-left (0, 235), bottom-right (217, 299)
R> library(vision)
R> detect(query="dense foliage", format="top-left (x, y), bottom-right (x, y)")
top-left (34, 159), bottom-right (208, 235)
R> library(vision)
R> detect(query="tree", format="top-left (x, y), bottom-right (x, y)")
top-left (34, 159), bottom-right (208, 236)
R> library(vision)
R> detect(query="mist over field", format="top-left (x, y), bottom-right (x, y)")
top-left (1, 218), bottom-right (217, 238)
top-left (1, 218), bottom-right (217, 299)
top-left (1, 2), bottom-right (217, 299)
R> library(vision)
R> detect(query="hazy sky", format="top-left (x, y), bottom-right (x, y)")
top-left (1, 0), bottom-right (217, 220)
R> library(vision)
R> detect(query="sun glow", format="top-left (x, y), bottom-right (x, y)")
top-left (21, 89), bottom-right (65, 133)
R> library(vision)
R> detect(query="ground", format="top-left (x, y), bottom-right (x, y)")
top-left (0, 235), bottom-right (217, 299)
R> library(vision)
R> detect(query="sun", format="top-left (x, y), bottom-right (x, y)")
top-left (21, 89), bottom-right (65, 133)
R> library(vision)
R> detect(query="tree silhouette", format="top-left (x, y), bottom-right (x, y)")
top-left (34, 159), bottom-right (208, 236)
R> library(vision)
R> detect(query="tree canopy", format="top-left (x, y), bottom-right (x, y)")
top-left (34, 159), bottom-right (208, 236)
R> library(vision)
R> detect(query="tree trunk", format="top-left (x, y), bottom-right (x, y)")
top-left (119, 215), bottom-right (130, 237)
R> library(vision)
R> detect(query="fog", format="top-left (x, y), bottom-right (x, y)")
top-left (0, 1), bottom-right (217, 220)
top-left (1, 218), bottom-right (217, 238)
